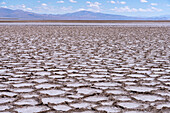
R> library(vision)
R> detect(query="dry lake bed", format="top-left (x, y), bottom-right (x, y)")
top-left (0, 24), bottom-right (170, 113)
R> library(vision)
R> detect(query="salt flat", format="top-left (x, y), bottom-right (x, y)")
top-left (0, 25), bottom-right (169, 112)
top-left (0, 22), bottom-right (170, 26)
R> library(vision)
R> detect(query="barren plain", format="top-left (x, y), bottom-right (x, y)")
top-left (0, 25), bottom-right (170, 113)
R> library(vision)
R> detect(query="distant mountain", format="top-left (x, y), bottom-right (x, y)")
top-left (0, 8), bottom-right (45, 20)
top-left (0, 7), bottom-right (169, 20)
top-left (59, 11), bottom-right (138, 20)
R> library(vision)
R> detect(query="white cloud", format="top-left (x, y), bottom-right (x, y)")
top-left (109, 1), bottom-right (126, 4)
top-left (77, 8), bottom-right (86, 11)
top-left (41, 3), bottom-right (47, 6)
top-left (56, 1), bottom-right (64, 3)
top-left (22, 4), bottom-right (26, 8)
top-left (110, 1), bottom-right (116, 4)
top-left (120, 1), bottom-right (126, 4)
top-left (77, 8), bottom-right (101, 12)
top-left (69, 0), bottom-right (77, 3)
top-left (1, 2), bottom-right (6, 5)
top-left (61, 6), bottom-right (72, 11)
top-left (167, 4), bottom-right (170, 7)
top-left (1, 6), bottom-right (7, 8)
top-left (151, 3), bottom-right (158, 6)
top-left (86, 1), bottom-right (101, 9)
top-left (111, 6), bottom-right (162, 12)
top-left (140, 0), bottom-right (148, 3)
top-left (111, 6), bottom-right (138, 12)
top-left (8, 4), bottom-right (33, 12)
top-left (151, 7), bottom-right (162, 12)
top-left (138, 8), bottom-right (152, 12)
top-left (27, 8), bottom-right (32, 11)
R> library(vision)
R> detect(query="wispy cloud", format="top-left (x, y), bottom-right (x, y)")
top-left (61, 6), bottom-right (72, 11)
top-left (1, 6), bottom-right (7, 8)
top-left (1, 2), bottom-right (6, 5)
top-left (140, 0), bottom-right (148, 3)
top-left (111, 6), bottom-right (162, 12)
top-left (109, 1), bottom-right (126, 4)
top-left (111, 6), bottom-right (138, 12)
top-left (151, 7), bottom-right (162, 12)
top-left (56, 1), bottom-right (64, 3)
top-left (69, 0), bottom-right (77, 3)
top-left (120, 1), bottom-right (126, 4)
top-left (8, 4), bottom-right (32, 11)
top-left (41, 3), bottom-right (47, 6)
top-left (110, 1), bottom-right (116, 4)
top-left (77, 8), bottom-right (86, 11)
top-left (151, 3), bottom-right (158, 6)
top-left (86, 1), bottom-right (101, 9)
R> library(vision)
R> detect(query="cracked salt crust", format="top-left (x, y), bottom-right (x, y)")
top-left (0, 25), bottom-right (169, 112)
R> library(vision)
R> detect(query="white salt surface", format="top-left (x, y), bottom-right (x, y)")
top-left (0, 92), bottom-right (17, 97)
top-left (70, 102), bottom-right (96, 108)
top-left (106, 90), bottom-right (126, 95)
top-left (0, 105), bottom-right (11, 111)
top-left (0, 22), bottom-right (170, 26)
top-left (42, 97), bottom-right (73, 104)
top-left (14, 99), bottom-right (38, 105)
top-left (77, 88), bottom-right (102, 94)
top-left (12, 83), bottom-right (35, 87)
top-left (125, 86), bottom-right (157, 92)
top-left (35, 83), bottom-right (61, 89)
top-left (132, 94), bottom-right (165, 102)
top-left (96, 106), bottom-right (120, 112)
top-left (84, 96), bottom-right (108, 102)
top-left (35, 72), bottom-right (51, 76)
top-left (127, 74), bottom-right (146, 78)
top-left (117, 102), bottom-right (148, 109)
top-left (53, 105), bottom-right (71, 111)
top-left (94, 82), bottom-right (121, 87)
top-left (39, 89), bottom-right (65, 95)
top-left (0, 98), bottom-right (15, 104)
top-left (156, 103), bottom-right (170, 109)
top-left (15, 106), bottom-right (50, 113)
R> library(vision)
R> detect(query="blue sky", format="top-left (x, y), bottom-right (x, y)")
top-left (0, 0), bottom-right (170, 17)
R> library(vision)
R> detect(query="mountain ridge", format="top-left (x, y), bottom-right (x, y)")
top-left (0, 8), bottom-right (169, 20)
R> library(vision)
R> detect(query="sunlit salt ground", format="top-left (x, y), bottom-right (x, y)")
top-left (0, 22), bottom-right (170, 26)
top-left (0, 25), bottom-right (170, 113)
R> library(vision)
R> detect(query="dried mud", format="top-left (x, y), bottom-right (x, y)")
top-left (0, 25), bottom-right (170, 113)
